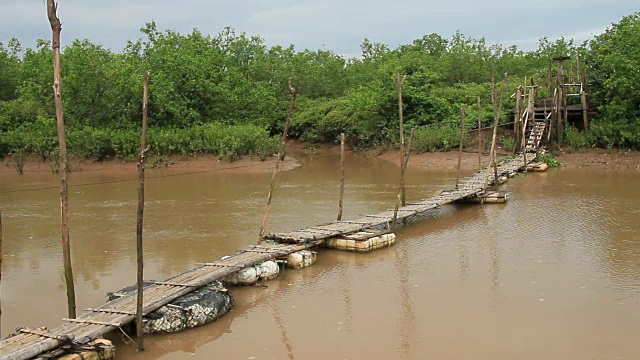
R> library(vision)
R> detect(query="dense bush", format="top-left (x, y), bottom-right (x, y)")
top-left (0, 124), bottom-right (280, 161)
top-left (1, 12), bottom-right (639, 157)
top-left (412, 125), bottom-right (471, 152)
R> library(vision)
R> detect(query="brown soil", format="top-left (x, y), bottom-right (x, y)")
top-left (554, 148), bottom-right (640, 170)
top-left (3, 142), bottom-right (639, 176)
top-left (378, 149), bottom-right (501, 171)
top-left (377, 148), bottom-right (640, 171)
top-left (0, 151), bottom-right (299, 176)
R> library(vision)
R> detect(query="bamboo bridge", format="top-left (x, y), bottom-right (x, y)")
top-left (0, 146), bottom-right (544, 360)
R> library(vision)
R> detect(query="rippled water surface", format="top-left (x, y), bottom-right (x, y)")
top-left (1, 151), bottom-right (639, 359)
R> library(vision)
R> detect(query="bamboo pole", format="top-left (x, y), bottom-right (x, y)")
top-left (396, 73), bottom-right (407, 206)
top-left (392, 128), bottom-right (414, 229)
top-left (337, 133), bottom-right (345, 221)
top-left (484, 73), bottom-right (508, 190)
top-left (513, 86), bottom-right (522, 154)
top-left (494, 77), bottom-right (505, 182)
top-left (135, 71), bottom-right (149, 352)
top-left (455, 107), bottom-right (465, 188)
top-left (0, 210), bottom-right (2, 338)
top-left (0, 243), bottom-right (318, 360)
top-left (259, 79), bottom-right (297, 243)
top-left (47, 0), bottom-right (76, 319)
top-left (581, 90), bottom-right (589, 133)
top-left (477, 97), bottom-right (482, 168)
top-left (558, 59), bottom-right (566, 145)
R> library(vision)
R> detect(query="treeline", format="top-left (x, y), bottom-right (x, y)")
top-left (0, 13), bottom-right (639, 166)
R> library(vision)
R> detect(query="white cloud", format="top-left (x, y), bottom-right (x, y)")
top-left (0, 0), bottom-right (637, 53)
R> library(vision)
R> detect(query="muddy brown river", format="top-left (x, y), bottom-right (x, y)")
top-left (1, 150), bottom-right (639, 359)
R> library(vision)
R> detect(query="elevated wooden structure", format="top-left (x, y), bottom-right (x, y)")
top-left (1, 151), bottom-right (538, 360)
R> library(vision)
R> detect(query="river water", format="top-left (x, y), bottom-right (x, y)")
top-left (1, 150), bottom-right (639, 359)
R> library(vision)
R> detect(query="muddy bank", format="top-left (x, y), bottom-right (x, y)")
top-left (377, 148), bottom-right (640, 171)
top-left (0, 151), bottom-right (300, 176)
top-left (3, 143), bottom-right (639, 176)
top-left (554, 148), bottom-right (640, 170)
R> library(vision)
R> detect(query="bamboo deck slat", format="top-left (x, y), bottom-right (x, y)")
top-left (0, 242), bottom-right (318, 360)
top-left (265, 154), bottom-right (532, 244)
top-left (1, 153), bottom-right (535, 360)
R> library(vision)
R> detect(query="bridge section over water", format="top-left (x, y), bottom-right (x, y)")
top-left (0, 153), bottom-right (534, 360)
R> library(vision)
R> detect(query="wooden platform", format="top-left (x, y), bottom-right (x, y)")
top-left (0, 243), bottom-right (319, 360)
top-left (1, 152), bottom-right (537, 360)
top-left (265, 153), bottom-right (532, 244)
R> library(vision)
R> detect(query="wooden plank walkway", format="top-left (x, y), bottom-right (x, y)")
top-left (0, 243), bottom-right (319, 360)
top-left (265, 153), bottom-right (532, 244)
top-left (1, 152), bottom-right (536, 360)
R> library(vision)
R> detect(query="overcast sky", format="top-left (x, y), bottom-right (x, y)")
top-left (1, 0), bottom-right (637, 56)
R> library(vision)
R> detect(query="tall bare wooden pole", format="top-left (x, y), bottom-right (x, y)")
top-left (581, 90), bottom-right (589, 133)
top-left (455, 107), bottom-right (465, 188)
top-left (484, 73), bottom-right (508, 190)
top-left (47, 0), bottom-right (76, 319)
top-left (337, 133), bottom-right (345, 221)
top-left (493, 73), bottom-right (508, 181)
top-left (392, 128), bottom-right (414, 229)
top-left (0, 211), bottom-right (3, 338)
top-left (396, 73), bottom-right (407, 206)
top-left (259, 79), bottom-right (297, 243)
top-left (135, 71), bottom-right (149, 352)
top-left (477, 97), bottom-right (482, 168)
top-left (514, 86), bottom-right (522, 154)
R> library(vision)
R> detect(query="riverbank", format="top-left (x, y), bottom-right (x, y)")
top-left (378, 148), bottom-right (640, 171)
top-left (0, 153), bottom-right (300, 176)
top-left (2, 143), bottom-right (639, 176)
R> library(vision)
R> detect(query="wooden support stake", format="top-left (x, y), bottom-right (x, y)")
top-left (485, 73), bottom-right (507, 190)
top-left (337, 133), bottom-right (345, 221)
top-left (477, 97), bottom-right (482, 168)
top-left (494, 73), bottom-right (508, 181)
top-left (47, 0), bottom-right (76, 320)
top-left (392, 128), bottom-right (414, 229)
top-left (455, 106), bottom-right (465, 188)
top-left (396, 73), bottom-right (407, 206)
top-left (513, 86), bottom-right (522, 154)
top-left (0, 210), bottom-right (2, 337)
top-left (581, 90), bottom-right (589, 133)
top-left (136, 70), bottom-right (150, 352)
top-left (259, 79), bottom-right (297, 243)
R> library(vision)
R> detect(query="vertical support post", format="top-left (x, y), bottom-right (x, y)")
top-left (484, 114), bottom-right (500, 192)
top-left (0, 210), bottom-right (3, 338)
top-left (337, 133), bottom-right (345, 221)
top-left (396, 73), bottom-right (407, 206)
top-left (135, 71), bottom-right (150, 352)
top-left (484, 73), bottom-right (507, 190)
top-left (514, 86), bottom-right (522, 154)
top-left (494, 73), bottom-right (508, 181)
top-left (47, 0), bottom-right (76, 319)
top-left (547, 61), bottom-right (552, 95)
top-left (477, 97), bottom-right (482, 168)
top-left (554, 56), bottom-right (570, 145)
top-left (581, 90), bottom-right (589, 133)
top-left (455, 107), bottom-right (465, 188)
top-left (259, 79), bottom-right (297, 243)
top-left (392, 128), bottom-right (414, 229)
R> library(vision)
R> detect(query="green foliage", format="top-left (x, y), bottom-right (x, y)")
top-left (564, 126), bottom-right (592, 149)
top-left (538, 153), bottom-right (560, 168)
top-left (585, 12), bottom-right (640, 149)
top-left (412, 125), bottom-right (470, 152)
top-left (501, 135), bottom-right (515, 151)
top-left (1, 13), bottom-right (639, 156)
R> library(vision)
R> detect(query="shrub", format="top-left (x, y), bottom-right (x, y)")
top-left (412, 125), bottom-right (470, 152)
top-left (564, 125), bottom-right (592, 149)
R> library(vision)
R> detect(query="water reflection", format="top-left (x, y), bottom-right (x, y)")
top-left (1, 154), bottom-right (640, 359)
